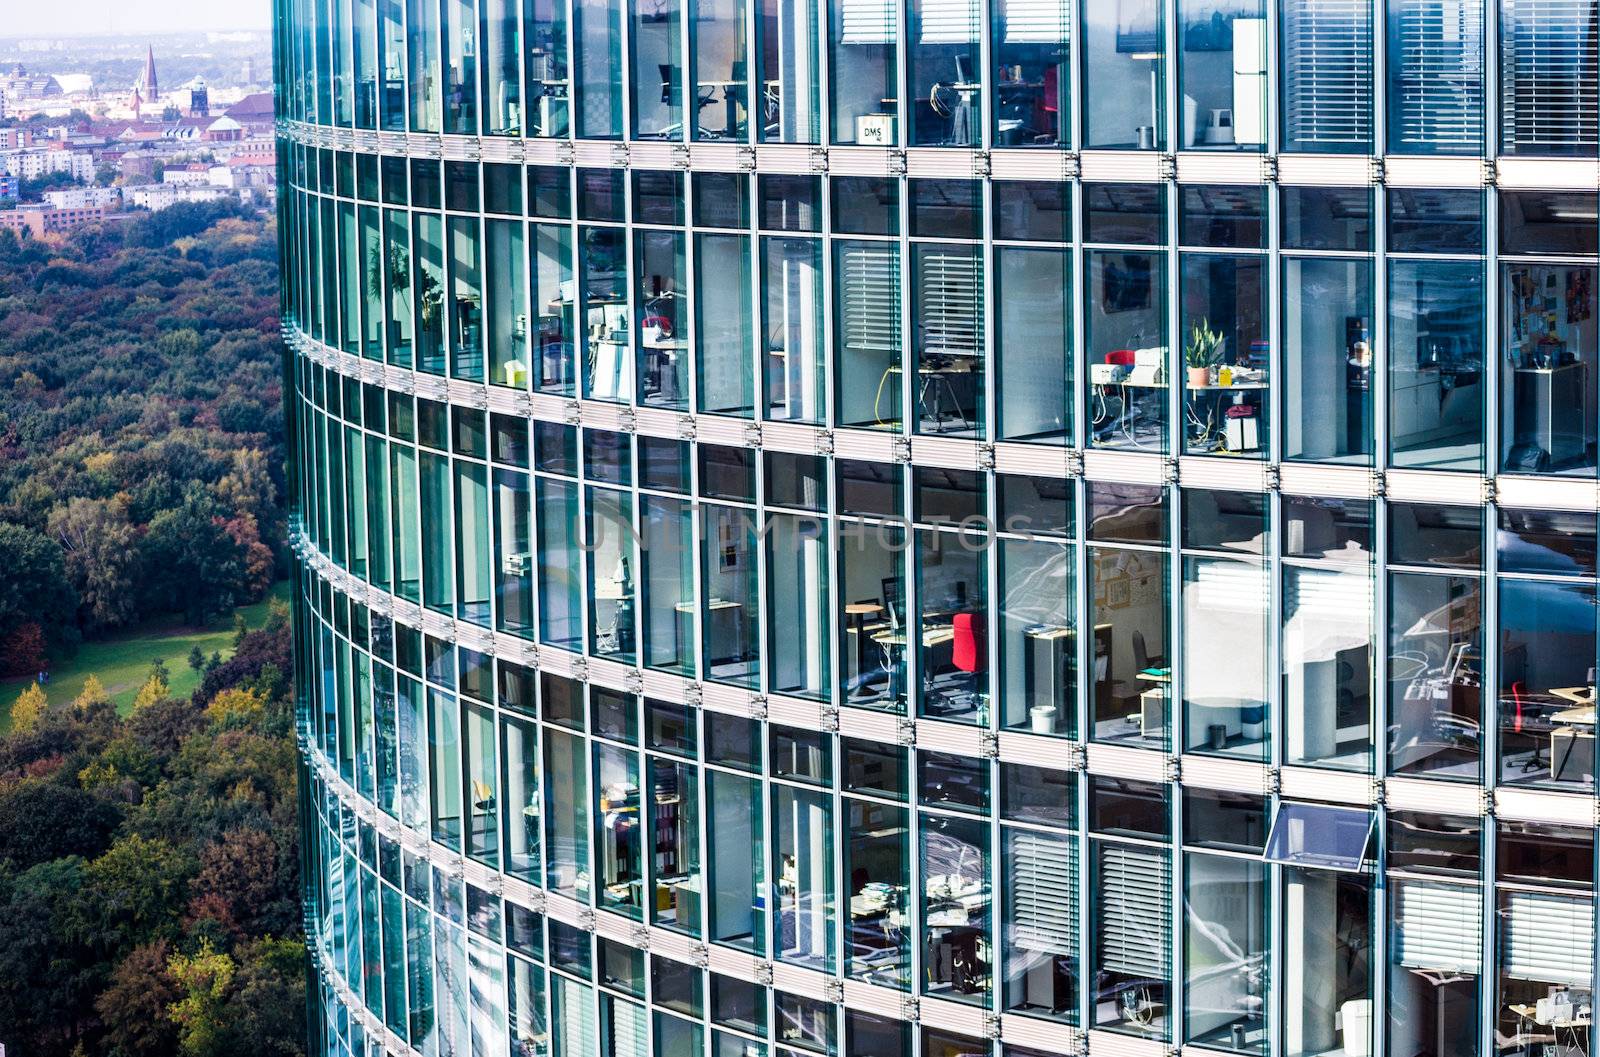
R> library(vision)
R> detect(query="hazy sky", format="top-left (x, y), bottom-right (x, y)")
top-left (3, 0), bottom-right (270, 37)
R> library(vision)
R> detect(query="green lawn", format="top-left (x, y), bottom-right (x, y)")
top-left (0, 582), bottom-right (291, 732)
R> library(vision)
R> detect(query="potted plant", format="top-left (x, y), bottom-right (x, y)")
top-left (1185, 319), bottom-right (1223, 388)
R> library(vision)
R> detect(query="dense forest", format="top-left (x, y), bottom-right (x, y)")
top-left (0, 617), bottom-right (304, 1057)
top-left (0, 201), bottom-right (303, 1057)
top-left (0, 201), bottom-right (289, 673)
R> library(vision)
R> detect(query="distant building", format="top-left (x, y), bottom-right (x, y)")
top-left (137, 45), bottom-right (159, 102)
top-left (161, 164), bottom-right (210, 187)
top-left (0, 203), bottom-right (106, 237)
top-left (1, 65), bottom-right (63, 105)
top-left (223, 92), bottom-right (275, 135)
top-left (203, 115), bottom-right (245, 142)
top-left (43, 186), bottom-right (121, 210)
top-left (0, 129), bottom-right (35, 151)
top-left (187, 77), bottom-right (209, 118)
top-left (0, 147), bottom-right (94, 183)
top-left (0, 175), bottom-right (17, 201)
top-left (125, 183), bottom-right (230, 211)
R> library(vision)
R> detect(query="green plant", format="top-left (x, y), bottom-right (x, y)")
top-left (1185, 319), bottom-right (1224, 369)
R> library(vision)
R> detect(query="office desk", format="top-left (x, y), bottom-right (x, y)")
top-left (1551, 723), bottom-right (1595, 784)
top-left (872, 626), bottom-right (956, 649)
top-left (1552, 686), bottom-right (1596, 709)
top-left (674, 599), bottom-right (744, 665)
top-left (890, 358), bottom-right (981, 432)
top-left (844, 604), bottom-right (885, 682)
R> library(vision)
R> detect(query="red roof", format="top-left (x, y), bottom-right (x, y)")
top-left (225, 92), bottom-right (276, 121)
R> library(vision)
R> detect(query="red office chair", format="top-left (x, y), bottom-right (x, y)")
top-left (952, 613), bottom-right (986, 675)
top-left (1105, 349), bottom-right (1138, 366)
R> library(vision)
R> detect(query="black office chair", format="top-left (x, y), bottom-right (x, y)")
top-left (1133, 630), bottom-right (1163, 673)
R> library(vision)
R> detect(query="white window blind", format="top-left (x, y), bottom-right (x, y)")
top-left (1008, 830), bottom-right (1078, 956)
top-left (1500, 0), bottom-right (1599, 153)
top-left (609, 997), bottom-right (648, 1057)
top-left (1504, 891), bottom-right (1595, 986)
top-left (840, 245), bottom-right (901, 353)
top-left (1002, 0), bottom-right (1069, 44)
top-left (919, 0), bottom-right (981, 43)
top-left (1282, 0), bottom-right (1373, 151)
top-left (1395, 881), bottom-right (1481, 974)
top-left (555, 977), bottom-right (596, 1057)
top-left (1097, 842), bottom-right (1170, 978)
top-left (1390, 0), bottom-right (1484, 153)
top-left (916, 248), bottom-right (982, 358)
top-left (839, 0), bottom-right (897, 44)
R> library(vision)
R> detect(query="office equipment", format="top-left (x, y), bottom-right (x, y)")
top-left (1514, 363), bottom-right (1586, 467)
top-left (1023, 624), bottom-right (1072, 731)
top-left (1231, 18), bottom-right (1267, 145)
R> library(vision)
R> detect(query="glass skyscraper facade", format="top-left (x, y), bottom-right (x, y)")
top-left (273, 2), bottom-right (1600, 1057)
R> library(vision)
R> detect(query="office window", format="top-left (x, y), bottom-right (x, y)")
top-left (1184, 852), bottom-right (1268, 1051)
top-left (1182, 555), bottom-right (1269, 758)
top-left (912, 243), bottom-right (985, 437)
top-left (997, 246), bottom-right (1071, 444)
top-left (1499, 262), bottom-right (1598, 475)
top-left (1388, 879), bottom-right (1481, 1057)
top-left (1082, 0), bottom-right (1164, 149)
top-left (1178, 0), bottom-right (1266, 151)
top-left (1282, 0), bottom-right (1374, 153)
top-left (1002, 826), bottom-right (1078, 1021)
top-left (1091, 839), bottom-right (1171, 1034)
top-left (1387, 0), bottom-right (1484, 154)
top-left (835, 239), bottom-right (903, 430)
top-left (830, 0), bottom-right (899, 144)
top-left (1282, 256), bottom-right (1374, 464)
top-left (1387, 258), bottom-right (1485, 471)
top-left (1499, 0), bottom-right (1599, 156)
top-left (690, 0), bottom-right (749, 141)
top-left (756, 0), bottom-right (822, 143)
top-left (992, 0), bottom-right (1071, 146)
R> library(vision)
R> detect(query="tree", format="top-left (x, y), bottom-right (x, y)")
top-left (166, 941), bottom-right (235, 1057)
top-left (81, 834), bottom-right (193, 951)
top-left (222, 514), bottom-right (275, 598)
top-left (0, 521), bottom-right (77, 655)
top-left (132, 672), bottom-right (169, 712)
top-left (48, 496), bottom-right (142, 632)
top-left (0, 622), bottom-right (47, 678)
top-left (0, 779), bottom-right (120, 869)
top-left (73, 674), bottom-right (110, 713)
top-left (189, 827), bottom-right (295, 938)
top-left (215, 448), bottom-right (276, 522)
top-left (225, 937), bottom-right (306, 1057)
top-left (204, 687), bottom-right (265, 728)
top-left (0, 857), bottom-right (99, 1057)
top-left (188, 645), bottom-right (206, 673)
top-left (139, 490), bottom-right (248, 625)
top-left (95, 940), bottom-right (181, 1057)
top-left (11, 681), bottom-right (48, 732)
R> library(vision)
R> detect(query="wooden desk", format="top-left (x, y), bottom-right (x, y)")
top-left (1553, 704), bottom-right (1596, 726)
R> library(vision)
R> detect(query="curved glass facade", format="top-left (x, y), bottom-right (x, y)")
top-left (276, 2), bottom-right (1600, 1057)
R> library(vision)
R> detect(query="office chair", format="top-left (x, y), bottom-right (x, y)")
top-left (950, 612), bottom-right (986, 713)
top-left (1133, 630), bottom-right (1163, 672)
